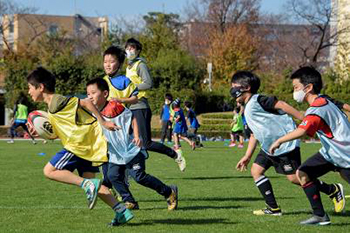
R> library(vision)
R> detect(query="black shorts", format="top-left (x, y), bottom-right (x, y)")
top-left (254, 147), bottom-right (301, 175)
top-left (298, 152), bottom-right (350, 184)
top-left (231, 130), bottom-right (243, 134)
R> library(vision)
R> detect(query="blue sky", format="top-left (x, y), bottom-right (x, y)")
top-left (14, 0), bottom-right (287, 18)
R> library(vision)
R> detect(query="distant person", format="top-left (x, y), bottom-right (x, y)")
top-left (172, 98), bottom-right (195, 152)
top-left (184, 101), bottom-right (202, 148)
top-left (8, 94), bottom-right (36, 144)
top-left (229, 105), bottom-right (244, 148)
top-left (160, 93), bottom-right (173, 144)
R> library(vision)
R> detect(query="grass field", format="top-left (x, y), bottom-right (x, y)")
top-left (0, 140), bottom-right (349, 233)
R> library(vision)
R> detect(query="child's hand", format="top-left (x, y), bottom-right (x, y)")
top-left (26, 122), bottom-right (39, 136)
top-left (102, 121), bottom-right (120, 131)
top-left (269, 141), bottom-right (281, 155)
top-left (235, 155), bottom-right (251, 172)
top-left (132, 137), bottom-right (142, 148)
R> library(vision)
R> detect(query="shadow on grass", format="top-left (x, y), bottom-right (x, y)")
top-left (331, 222), bottom-right (350, 226)
top-left (139, 205), bottom-right (242, 211)
top-left (140, 196), bottom-right (295, 203)
top-left (329, 210), bottom-right (350, 217)
top-left (165, 175), bottom-right (282, 180)
top-left (283, 210), bottom-right (311, 216)
top-left (126, 218), bottom-right (237, 226)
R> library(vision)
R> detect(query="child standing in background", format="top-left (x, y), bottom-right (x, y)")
top-left (172, 99), bottom-right (195, 152)
top-left (229, 105), bottom-right (244, 148)
top-left (160, 93), bottom-right (173, 144)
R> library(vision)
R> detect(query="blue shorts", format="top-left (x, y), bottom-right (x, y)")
top-left (50, 149), bottom-right (99, 176)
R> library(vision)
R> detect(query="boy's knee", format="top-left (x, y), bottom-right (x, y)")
top-left (296, 169), bottom-right (309, 185)
top-left (43, 163), bottom-right (55, 179)
top-left (250, 164), bottom-right (264, 179)
top-left (287, 174), bottom-right (300, 185)
top-left (107, 172), bottom-right (122, 183)
top-left (133, 172), bottom-right (147, 184)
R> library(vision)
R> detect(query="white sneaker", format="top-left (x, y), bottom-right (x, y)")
top-left (7, 140), bottom-right (14, 144)
top-left (32, 140), bottom-right (37, 145)
top-left (175, 149), bottom-right (186, 172)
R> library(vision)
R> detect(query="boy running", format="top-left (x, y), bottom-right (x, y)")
top-left (124, 39), bottom-right (186, 171)
top-left (232, 71), bottom-right (340, 216)
top-left (26, 67), bottom-right (133, 226)
top-left (86, 78), bottom-right (178, 211)
top-left (270, 66), bottom-right (349, 225)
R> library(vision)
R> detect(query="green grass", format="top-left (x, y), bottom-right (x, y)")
top-left (0, 140), bottom-right (349, 233)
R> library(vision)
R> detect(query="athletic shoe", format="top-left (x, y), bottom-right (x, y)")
top-left (175, 149), bottom-right (186, 172)
top-left (253, 205), bottom-right (282, 216)
top-left (109, 208), bottom-right (134, 226)
top-left (300, 214), bottom-right (331, 225)
top-left (329, 183), bottom-right (345, 213)
top-left (125, 201), bottom-right (139, 210)
top-left (238, 144), bottom-right (244, 148)
top-left (167, 185), bottom-right (178, 211)
top-left (229, 143), bottom-right (236, 147)
top-left (32, 140), bottom-right (37, 145)
top-left (82, 178), bottom-right (101, 210)
top-left (7, 140), bottom-right (14, 144)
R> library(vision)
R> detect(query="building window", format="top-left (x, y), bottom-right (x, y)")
top-left (9, 22), bottom-right (14, 33)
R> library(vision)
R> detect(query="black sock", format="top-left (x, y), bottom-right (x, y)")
top-left (302, 181), bottom-right (325, 217)
top-left (255, 176), bottom-right (278, 209)
top-left (315, 180), bottom-right (336, 195)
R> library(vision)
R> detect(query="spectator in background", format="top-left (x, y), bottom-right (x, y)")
top-left (160, 93), bottom-right (173, 145)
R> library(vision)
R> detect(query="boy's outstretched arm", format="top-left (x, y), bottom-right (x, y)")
top-left (112, 95), bottom-right (138, 105)
top-left (236, 134), bottom-right (258, 172)
top-left (131, 117), bottom-right (142, 148)
top-left (269, 128), bottom-right (306, 155)
top-left (80, 99), bottom-right (118, 131)
top-left (274, 100), bottom-right (304, 120)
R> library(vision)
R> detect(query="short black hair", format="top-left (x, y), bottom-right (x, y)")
top-left (184, 101), bottom-right (192, 108)
top-left (231, 71), bottom-right (260, 94)
top-left (165, 93), bottom-right (173, 101)
top-left (125, 38), bottom-right (142, 52)
top-left (27, 67), bottom-right (56, 92)
top-left (103, 46), bottom-right (126, 64)
top-left (290, 66), bottom-right (323, 94)
top-left (172, 98), bottom-right (181, 108)
top-left (86, 78), bottom-right (109, 94)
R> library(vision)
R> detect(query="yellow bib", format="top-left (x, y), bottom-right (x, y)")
top-left (103, 75), bottom-right (138, 106)
top-left (48, 97), bottom-right (108, 164)
top-left (126, 60), bottom-right (147, 99)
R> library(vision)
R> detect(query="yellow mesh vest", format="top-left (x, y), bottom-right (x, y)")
top-left (126, 60), bottom-right (147, 99)
top-left (48, 97), bottom-right (108, 164)
top-left (103, 75), bottom-right (137, 105)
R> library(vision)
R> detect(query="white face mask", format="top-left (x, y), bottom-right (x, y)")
top-left (293, 89), bottom-right (306, 103)
top-left (126, 50), bottom-right (137, 60)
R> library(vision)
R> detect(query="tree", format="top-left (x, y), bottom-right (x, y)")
top-left (183, 0), bottom-right (261, 82)
top-left (0, 0), bottom-right (43, 54)
top-left (287, 0), bottom-right (350, 66)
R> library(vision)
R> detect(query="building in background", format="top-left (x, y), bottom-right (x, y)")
top-left (0, 13), bottom-right (108, 125)
top-left (331, 0), bottom-right (350, 80)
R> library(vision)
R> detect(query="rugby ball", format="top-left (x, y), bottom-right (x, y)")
top-left (28, 110), bottom-right (57, 140)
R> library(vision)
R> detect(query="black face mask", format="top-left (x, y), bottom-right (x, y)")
top-left (230, 86), bottom-right (244, 98)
